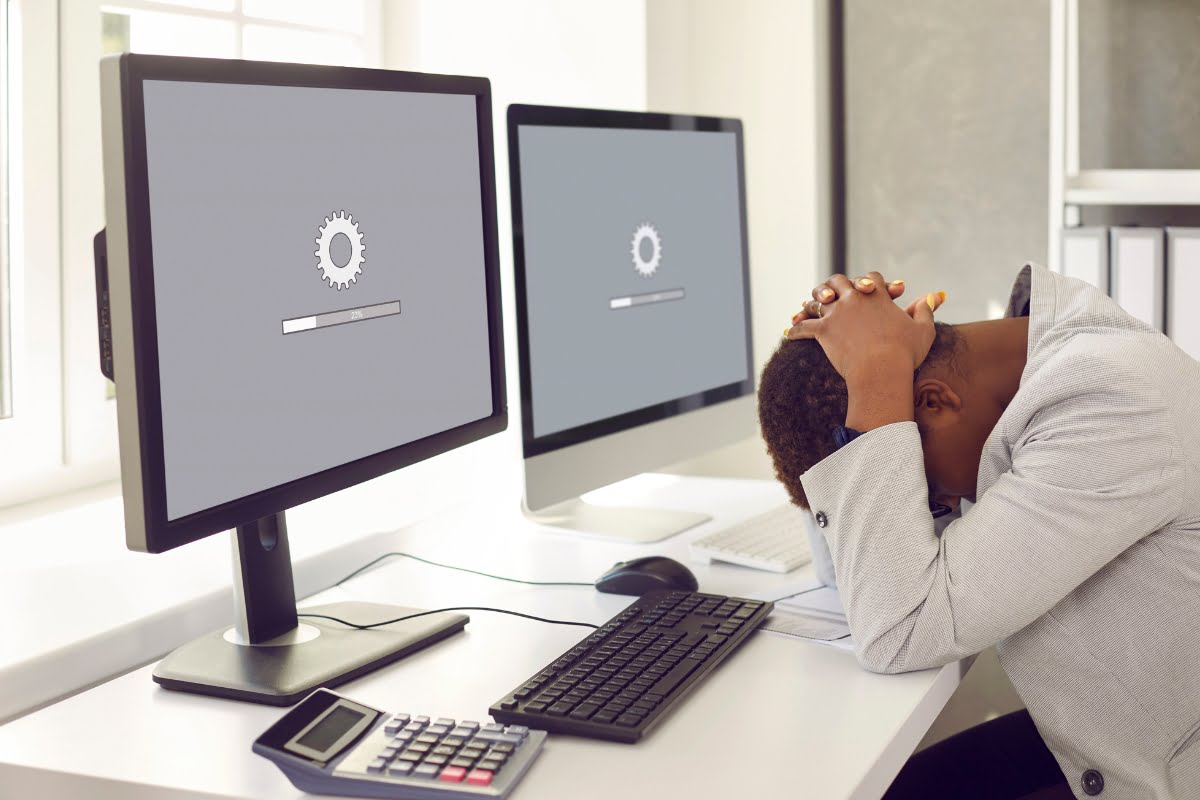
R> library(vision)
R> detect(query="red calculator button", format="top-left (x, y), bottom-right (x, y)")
top-left (466, 769), bottom-right (494, 786)
top-left (439, 766), bottom-right (466, 783)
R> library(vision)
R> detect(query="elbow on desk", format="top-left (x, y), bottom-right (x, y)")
top-left (853, 628), bottom-right (963, 675)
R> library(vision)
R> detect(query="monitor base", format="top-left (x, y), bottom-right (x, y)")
top-left (152, 601), bottom-right (468, 706)
top-left (523, 497), bottom-right (710, 543)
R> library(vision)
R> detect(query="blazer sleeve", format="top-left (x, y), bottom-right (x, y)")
top-left (799, 372), bottom-right (1184, 675)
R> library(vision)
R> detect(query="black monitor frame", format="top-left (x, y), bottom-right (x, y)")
top-left (107, 55), bottom-right (506, 554)
top-left (506, 103), bottom-right (754, 460)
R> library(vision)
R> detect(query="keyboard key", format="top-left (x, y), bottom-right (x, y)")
top-left (569, 703), bottom-right (601, 720)
top-left (439, 766), bottom-right (466, 783)
top-left (466, 769), bottom-right (494, 787)
top-left (616, 714), bottom-right (643, 727)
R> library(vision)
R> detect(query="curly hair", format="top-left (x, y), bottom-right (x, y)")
top-left (758, 323), bottom-right (960, 510)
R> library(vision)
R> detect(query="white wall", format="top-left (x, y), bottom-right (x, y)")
top-left (368, 1), bottom-right (649, 512)
top-left (646, 0), bottom-right (829, 478)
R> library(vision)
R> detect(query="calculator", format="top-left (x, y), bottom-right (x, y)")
top-left (253, 688), bottom-right (547, 799)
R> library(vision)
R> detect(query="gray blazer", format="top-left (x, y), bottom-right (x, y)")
top-left (800, 264), bottom-right (1200, 799)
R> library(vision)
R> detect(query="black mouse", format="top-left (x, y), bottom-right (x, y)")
top-left (594, 556), bottom-right (699, 596)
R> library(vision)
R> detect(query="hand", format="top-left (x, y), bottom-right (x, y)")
top-left (788, 274), bottom-right (907, 328)
top-left (784, 271), bottom-right (946, 384)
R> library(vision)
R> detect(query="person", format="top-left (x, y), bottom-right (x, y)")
top-left (757, 264), bottom-right (1200, 800)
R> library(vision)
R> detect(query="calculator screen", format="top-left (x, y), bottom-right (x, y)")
top-left (296, 706), bottom-right (366, 753)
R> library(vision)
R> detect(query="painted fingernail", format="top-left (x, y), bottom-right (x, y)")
top-left (783, 327), bottom-right (792, 338)
top-left (792, 312), bottom-right (803, 323)
top-left (926, 294), bottom-right (938, 311)
top-left (858, 278), bottom-right (874, 287)
top-left (819, 288), bottom-right (835, 300)
top-left (889, 279), bottom-right (905, 286)
top-left (936, 290), bottom-right (947, 304)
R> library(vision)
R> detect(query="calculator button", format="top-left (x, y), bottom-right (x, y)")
top-left (460, 747), bottom-right (485, 760)
top-left (477, 758), bottom-right (503, 773)
top-left (442, 736), bottom-right (465, 748)
top-left (450, 757), bottom-right (476, 769)
top-left (416, 733), bottom-right (439, 744)
top-left (490, 742), bottom-right (515, 754)
top-left (482, 723), bottom-right (504, 733)
top-left (505, 725), bottom-right (530, 739)
top-left (424, 754), bottom-right (449, 766)
top-left (388, 761), bottom-right (414, 777)
top-left (460, 721), bottom-right (481, 731)
top-left (396, 751), bottom-right (423, 763)
top-left (432, 745), bottom-right (457, 757)
top-left (380, 746), bottom-right (400, 759)
top-left (435, 718), bottom-right (456, 727)
top-left (449, 727), bottom-right (475, 739)
top-left (403, 722), bottom-right (423, 733)
top-left (414, 764), bottom-right (439, 779)
top-left (414, 716), bottom-right (431, 726)
top-left (367, 757), bottom-right (388, 773)
top-left (439, 766), bottom-right (467, 783)
top-left (466, 769), bottom-right (494, 787)
top-left (427, 724), bottom-right (451, 736)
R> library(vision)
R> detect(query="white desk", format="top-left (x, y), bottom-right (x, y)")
top-left (0, 476), bottom-right (963, 799)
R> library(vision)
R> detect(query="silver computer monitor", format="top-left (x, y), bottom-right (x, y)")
top-left (508, 105), bottom-right (755, 543)
top-left (99, 53), bottom-right (505, 704)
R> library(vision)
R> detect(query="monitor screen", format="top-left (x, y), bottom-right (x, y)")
top-left (512, 114), bottom-right (752, 450)
top-left (139, 79), bottom-right (495, 522)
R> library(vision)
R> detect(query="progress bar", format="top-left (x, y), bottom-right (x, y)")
top-left (609, 287), bottom-right (686, 310)
top-left (282, 300), bottom-right (401, 335)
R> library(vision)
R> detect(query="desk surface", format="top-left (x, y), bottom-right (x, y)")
top-left (0, 476), bottom-right (963, 800)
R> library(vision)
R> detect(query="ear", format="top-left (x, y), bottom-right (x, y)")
top-left (913, 377), bottom-right (963, 427)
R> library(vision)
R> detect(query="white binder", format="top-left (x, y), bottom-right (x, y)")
top-left (1110, 227), bottom-right (1164, 330)
top-left (1167, 228), bottom-right (1200, 359)
top-left (1060, 227), bottom-right (1109, 292)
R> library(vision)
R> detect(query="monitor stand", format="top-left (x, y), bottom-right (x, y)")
top-left (522, 497), bottom-right (710, 544)
top-left (153, 512), bottom-right (468, 705)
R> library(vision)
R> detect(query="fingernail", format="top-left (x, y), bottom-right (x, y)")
top-left (889, 279), bottom-right (905, 286)
top-left (936, 290), bottom-right (947, 304)
top-left (783, 327), bottom-right (792, 338)
top-left (926, 294), bottom-right (937, 311)
top-left (858, 278), bottom-right (874, 287)
top-left (792, 312), bottom-right (803, 323)
top-left (819, 288), bottom-right (835, 300)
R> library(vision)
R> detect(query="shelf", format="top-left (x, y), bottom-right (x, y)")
top-left (1065, 169), bottom-right (1200, 206)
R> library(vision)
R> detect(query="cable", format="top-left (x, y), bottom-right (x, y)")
top-left (299, 606), bottom-right (601, 631)
top-left (332, 551), bottom-right (594, 589)
top-left (767, 584), bottom-right (827, 604)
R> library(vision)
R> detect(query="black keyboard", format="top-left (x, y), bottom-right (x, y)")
top-left (489, 590), bottom-right (773, 743)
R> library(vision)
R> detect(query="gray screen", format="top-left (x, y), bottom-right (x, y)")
top-left (518, 125), bottom-right (750, 438)
top-left (142, 80), bottom-right (493, 521)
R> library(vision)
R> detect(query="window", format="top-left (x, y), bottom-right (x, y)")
top-left (0, 0), bottom-right (379, 507)
top-left (0, 0), bottom-right (11, 420)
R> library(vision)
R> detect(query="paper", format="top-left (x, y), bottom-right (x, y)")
top-left (756, 584), bottom-right (856, 651)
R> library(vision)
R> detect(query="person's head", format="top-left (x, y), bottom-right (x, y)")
top-left (758, 322), bottom-right (988, 511)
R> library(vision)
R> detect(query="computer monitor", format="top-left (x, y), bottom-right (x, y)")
top-left (97, 54), bottom-right (505, 704)
top-left (508, 105), bottom-right (755, 543)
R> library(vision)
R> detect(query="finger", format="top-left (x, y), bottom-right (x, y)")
top-left (904, 296), bottom-right (924, 318)
top-left (911, 291), bottom-right (947, 325)
top-left (825, 273), bottom-right (856, 299)
top-left (866, 271), bottom-right (888, 293)
top-left (811, 282), bottom-right (838, 304)
top-left (886, 279), bottom-right (906, 300)
top-left (852, 275), bottom-right (878, 294)
top-left (784, 319), bottom-right (820, 340)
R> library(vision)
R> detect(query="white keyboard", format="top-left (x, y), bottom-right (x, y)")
top-left (689, 504), bottom-right (813, 574)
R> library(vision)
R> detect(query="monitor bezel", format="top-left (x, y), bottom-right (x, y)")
top-left (110, 54), bottom-right (506, 553)
top-left (507, 103), bottom-right (754, 459)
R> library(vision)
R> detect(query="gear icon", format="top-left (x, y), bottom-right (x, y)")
top-left (315, 210), bottom-right (365, 290)
top-left (630, 222), bottom-right (662, 278)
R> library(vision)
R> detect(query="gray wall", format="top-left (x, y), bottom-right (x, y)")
top-left (843, 0), bottom-right (1200, 322)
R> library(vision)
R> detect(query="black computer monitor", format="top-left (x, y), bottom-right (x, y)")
top-left (96, 54), bottom-right (505, 704)
top-left (508, 104), bottom-right (754, 543)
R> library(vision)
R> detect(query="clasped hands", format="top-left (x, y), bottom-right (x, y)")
top-left (783, 272), bottom-right (947, 389)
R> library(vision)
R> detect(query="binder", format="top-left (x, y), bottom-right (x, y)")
top-left (1110, 227), bottom-right (1164, 330)
top-left (1167, 228), bottom-right (1200, 359)
top-left (1061, 227), bottom-right (1109, 292)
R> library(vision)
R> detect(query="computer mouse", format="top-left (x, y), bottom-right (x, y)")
top-left (594, 556), bottom-right (699, 596)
